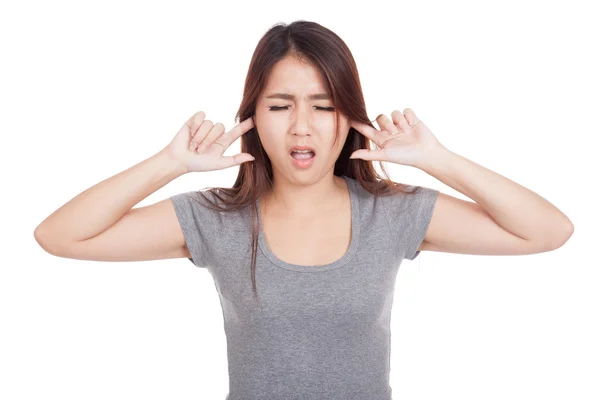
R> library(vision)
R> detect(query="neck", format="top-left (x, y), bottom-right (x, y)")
top-left (261, 173), bottom-right (345, 217)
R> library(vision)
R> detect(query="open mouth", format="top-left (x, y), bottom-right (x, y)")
top-left (290, 150), bottom-right (315, 160)
top-left (289, 150), bottom-right (316, 168)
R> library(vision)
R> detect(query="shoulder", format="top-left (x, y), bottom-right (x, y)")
top-left (378, 184), bottom-right (440, 260)
top-left (382, 184), bottom-right (439, 210)
top-left (170, 189), bottom-right (232, 228)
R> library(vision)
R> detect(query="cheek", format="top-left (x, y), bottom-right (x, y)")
top-left (333, 128), bottom-right (349, 147)
top-left (256, 128), bottom-right (282, 158)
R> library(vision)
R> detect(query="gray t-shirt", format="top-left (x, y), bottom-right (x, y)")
top-left (170, 175), bottom-right (439, 400)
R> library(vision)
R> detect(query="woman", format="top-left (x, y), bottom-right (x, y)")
top-left (34, 20), bottom-right (574, 400)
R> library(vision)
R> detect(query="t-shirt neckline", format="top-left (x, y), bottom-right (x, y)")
top-left (256, 175), bottom-right (361, 272)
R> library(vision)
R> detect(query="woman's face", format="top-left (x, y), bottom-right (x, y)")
top-left (254, 56), bottom-right (350, 183)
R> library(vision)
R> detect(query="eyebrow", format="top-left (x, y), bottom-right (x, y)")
top-left (265, 92), bottom-right (331, 101)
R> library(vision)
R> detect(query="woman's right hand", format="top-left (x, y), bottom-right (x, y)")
top-left (163, 111), bottom-right (256, 173)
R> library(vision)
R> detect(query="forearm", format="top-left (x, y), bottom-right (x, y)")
top-left (419, 146), bottom-right (574, 243)
top-left (35, 149), bottom-right (188, 244)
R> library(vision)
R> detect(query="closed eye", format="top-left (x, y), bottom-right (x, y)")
top-left (269, 106), bottom-right (335, 112)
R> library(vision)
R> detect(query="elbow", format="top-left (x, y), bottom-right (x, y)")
top-left (34, 225), bottom-right (62, 256)
top-left (34, 225), bottom-right (46, 248)
top-left (560, 220), bottom-right (574, 246)
top-left (547, 221), bottom-right (574, 251)
top-left (34, 226), bottom-right (52, 255)
top-left (528, 220), bottom-right (574, 252)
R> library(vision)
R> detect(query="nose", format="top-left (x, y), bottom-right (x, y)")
top-left (291, 105), bottom-right (311, 137)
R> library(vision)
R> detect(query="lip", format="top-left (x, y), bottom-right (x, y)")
top-left (289, 145), bottom-right (316, 154)
top-left (289, 151), bottom-right (316, 168)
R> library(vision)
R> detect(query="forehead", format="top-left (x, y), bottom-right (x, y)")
top-left (263, 57), bottom-right (330, 98)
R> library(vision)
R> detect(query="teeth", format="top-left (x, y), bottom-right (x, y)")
top-left (292, 149), bottom-right (313, 153)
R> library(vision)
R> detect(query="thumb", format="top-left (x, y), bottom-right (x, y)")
top-left (349, 149), bottom-right (384, 161)
top-left (224, 153), bottom-right (256, 167)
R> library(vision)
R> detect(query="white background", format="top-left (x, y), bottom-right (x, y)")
top-left (2, 0), bottom-right (598, 399)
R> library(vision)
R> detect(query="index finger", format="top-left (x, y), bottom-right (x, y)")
top-left (350, 120), bottom-right (381, 143)
top-left (222, 116), bottom-right (255, 147)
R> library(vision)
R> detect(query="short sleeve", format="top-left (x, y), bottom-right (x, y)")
top-left (383, 185), bottom-right (440, 261)
top-left (170, 191), bottom-right (212, 268)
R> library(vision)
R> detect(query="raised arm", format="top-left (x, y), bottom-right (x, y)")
top-left (34, 149), bottom-right (188, 257)
top-left (33, 111), bottom-right (256, 262)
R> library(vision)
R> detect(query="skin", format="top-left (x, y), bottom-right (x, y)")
top-left (254, 55), bottom-right (351, 217)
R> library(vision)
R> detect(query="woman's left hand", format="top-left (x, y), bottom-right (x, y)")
top-left (349, 108), bottom-right (445, 169)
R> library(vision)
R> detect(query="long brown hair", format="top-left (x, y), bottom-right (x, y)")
top-left (192, 20), bottom-right (418, 303)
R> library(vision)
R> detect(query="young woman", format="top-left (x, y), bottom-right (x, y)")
top-left (34, 20), bottom-right (573, 400)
